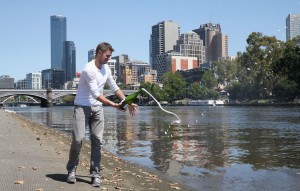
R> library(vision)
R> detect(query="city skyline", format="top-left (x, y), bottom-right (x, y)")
top-left (0, 0), bottom-right (298, 81)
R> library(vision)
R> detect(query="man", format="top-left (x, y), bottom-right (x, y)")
top-left (66, 42), bottom-right (137, 187)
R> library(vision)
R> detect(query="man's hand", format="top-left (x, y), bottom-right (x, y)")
top-left (114, 103), bottom-right (126, 112)
top-left (114, 103), bottom-right (138, 116)
top-left (127, 103), bottom-right (138, 116)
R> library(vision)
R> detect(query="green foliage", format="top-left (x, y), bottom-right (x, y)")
top-left (228, 81), bottom-right (256, 100)
top-left (187, 82), bottom-right (219, 100)
top-left (212, 59), bottom-right (238, 86)
top-left (104, 83), bottom-right (110, 90)
top-left (160, 72), bottom-right (186, 102)
top-left (201, 70), bottom-right (217, 89)
top-left (187, 82), bottom-right (201, 99)
top-left (273, 38), bottom-right (300, 88)
top-left (273, 77), bottom-right (298, 99)
top-left (117, 83), bottom-right (128, 90)
top-left (140, 82), bottom-right (164, 102)
top-left (140, 82), bottom-right (153, 94)
top-left (235, 32), bottom-right (285, 99)
top-left (62, 95), bottom-right (75, 103)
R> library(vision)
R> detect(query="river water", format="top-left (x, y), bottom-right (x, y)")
top-left (6, 105), bottom-right (300, 191)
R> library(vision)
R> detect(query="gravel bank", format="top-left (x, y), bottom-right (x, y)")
top-left (0, 109), bottom-right (194, 191)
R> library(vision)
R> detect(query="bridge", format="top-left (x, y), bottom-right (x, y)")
top-left (0, 89), bottom-right (136, 107)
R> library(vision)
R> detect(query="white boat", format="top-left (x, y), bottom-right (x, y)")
top-left (188, 100), bottom-right (215, 106)
top-left (18, 104), bottom-right (27, 107)
top-left (215, 100), bottom-right (225, 106)
top-left (188, 100), bottom-right (224, 106)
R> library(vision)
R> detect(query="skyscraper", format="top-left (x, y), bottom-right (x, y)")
top-left (50, 15), bottom-right (76, 89)
top-left (88, 49), bottom-right (96, 62)
top-left (215, 33), bottom-right (228, 60)
top-left (64, 41), bottom-right (76, 82)
top-left (51, 15), bottom-right (67, 70)
top-left (286, 14), bottom-right (300, 41)
top-left (193, 23), bottom-right (228, 62)
top-left (149, 20), bottom-right (180, 70)
top-left (173, 31), bottom-right (206, 65)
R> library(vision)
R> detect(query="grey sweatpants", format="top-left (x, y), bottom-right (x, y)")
top-left (66, 105), bottom-right (104, 176)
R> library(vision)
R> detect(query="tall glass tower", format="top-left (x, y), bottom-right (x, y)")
top-left (64, 41), bottom-right (76, 82)
top-left (51, 15), bottom-right (67, 70)
top-left (286, 14), bottom-right (300, 41)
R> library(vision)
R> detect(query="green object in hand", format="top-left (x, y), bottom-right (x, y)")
top-left (119, 89), bottom-right (142, 110)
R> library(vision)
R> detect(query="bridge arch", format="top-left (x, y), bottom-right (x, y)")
top-left (0, 89), bottom-right (136, 107)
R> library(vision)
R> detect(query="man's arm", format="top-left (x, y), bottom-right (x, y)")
top-left (114, 89), bottom-right (126, 101)
top-left (96, 95), bottom-right (121, 109)
top-left (96, 89), bottom-right (125, 111)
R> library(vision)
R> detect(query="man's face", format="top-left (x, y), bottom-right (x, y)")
top-left (98, 50), bottom-right (112, 64)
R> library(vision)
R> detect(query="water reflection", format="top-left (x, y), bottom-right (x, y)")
top-left (7, 105), bottom-right (300, 191)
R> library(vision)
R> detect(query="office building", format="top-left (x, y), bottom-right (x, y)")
top-left (52, 69), bottom-right (65, 89)
top-left (107, 59), bottom-right (117, 80)
top-left (120, 60), bottom-right (155, 85)
top-left (51, 15), bottom-right (67, 70)
top-left (216, 33), bottom-right (228, 60)
top-left (150, 20), bottom-right (180, 70)
top-left (174, 31), bottom-right (206, 65)
top-left (64, 77), bottom-right (80, 90)
top-left (41, 69), bottom-right (52, 89)
top-left (0, 75), bottom-right (14, 89)
top-left (64, 41), bottom-right (76, 82)
top-left (26, 72), bottom-right (42, 90)
top-left (178, 68), bottom-right (206, 85)
top-left (138, 69), bottom-right (157, 84)
top-left (166, 54), bottom-right (198, 72)
top-left (129, 61), bottom-right (150, 85)
top-left (16, 79), bottom-right (27, 89)
top-left (41, 69), bottom-right (65, 89)
top-left (193, 23), bottom-right (228, 62)
top-left (286, 14), bottom-right (300, 41)
top-left (112, 54), bottom-right (130, 83)
top-left (155, 51), bottom-right (197, 81)
top-left (88, 49), bottom-right (96, 62)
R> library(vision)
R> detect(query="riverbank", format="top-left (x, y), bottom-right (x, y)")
top-left (0, 109), bottom-right (195, 191)
top-left (140, 98), bottom-right (300, 107)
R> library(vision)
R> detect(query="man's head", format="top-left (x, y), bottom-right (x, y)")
top-left (95, 42), bottom-right (114, 64)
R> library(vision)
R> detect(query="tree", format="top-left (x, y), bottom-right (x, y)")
top-left (273, 77), bottom-right (298, 99)
top-left (187, 82), bottom-right (202, 99)
top-left (62, 95), bottom-right (75, 103)
top-left (117, 83), bottom-right (128, 90)
top-left (201, 70), bottom-right (217, 89)
top-left (237, 32), bottom-right (284, 99)
top-left (213, 59), bottom-right (238, 87)
top-left (140, 82), bottom-right (165, 102)
top-left (161, 72), bottom-right (186, 102)
top-left (273, 37), bottom-right (300, 98)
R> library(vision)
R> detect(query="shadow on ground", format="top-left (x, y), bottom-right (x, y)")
top-left (46, 174), bottom-right (91, 184)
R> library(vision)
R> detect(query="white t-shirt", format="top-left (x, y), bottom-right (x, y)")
top-left (74, 60), bottom-right (119, 106)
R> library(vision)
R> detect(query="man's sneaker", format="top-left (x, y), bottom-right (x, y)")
top-left (67, 171), bottom-right (76, 184)
top-left (91, 176), bottom-right (101, 187)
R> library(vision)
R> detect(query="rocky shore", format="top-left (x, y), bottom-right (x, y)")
top-left (0, 109), bottom-right (195, 191)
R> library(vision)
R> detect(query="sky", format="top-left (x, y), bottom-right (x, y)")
top-left (0, 0), bottom-right (299, 81)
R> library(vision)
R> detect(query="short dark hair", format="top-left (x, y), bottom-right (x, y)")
top-left (95, 42), bottom-right (114, 55)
